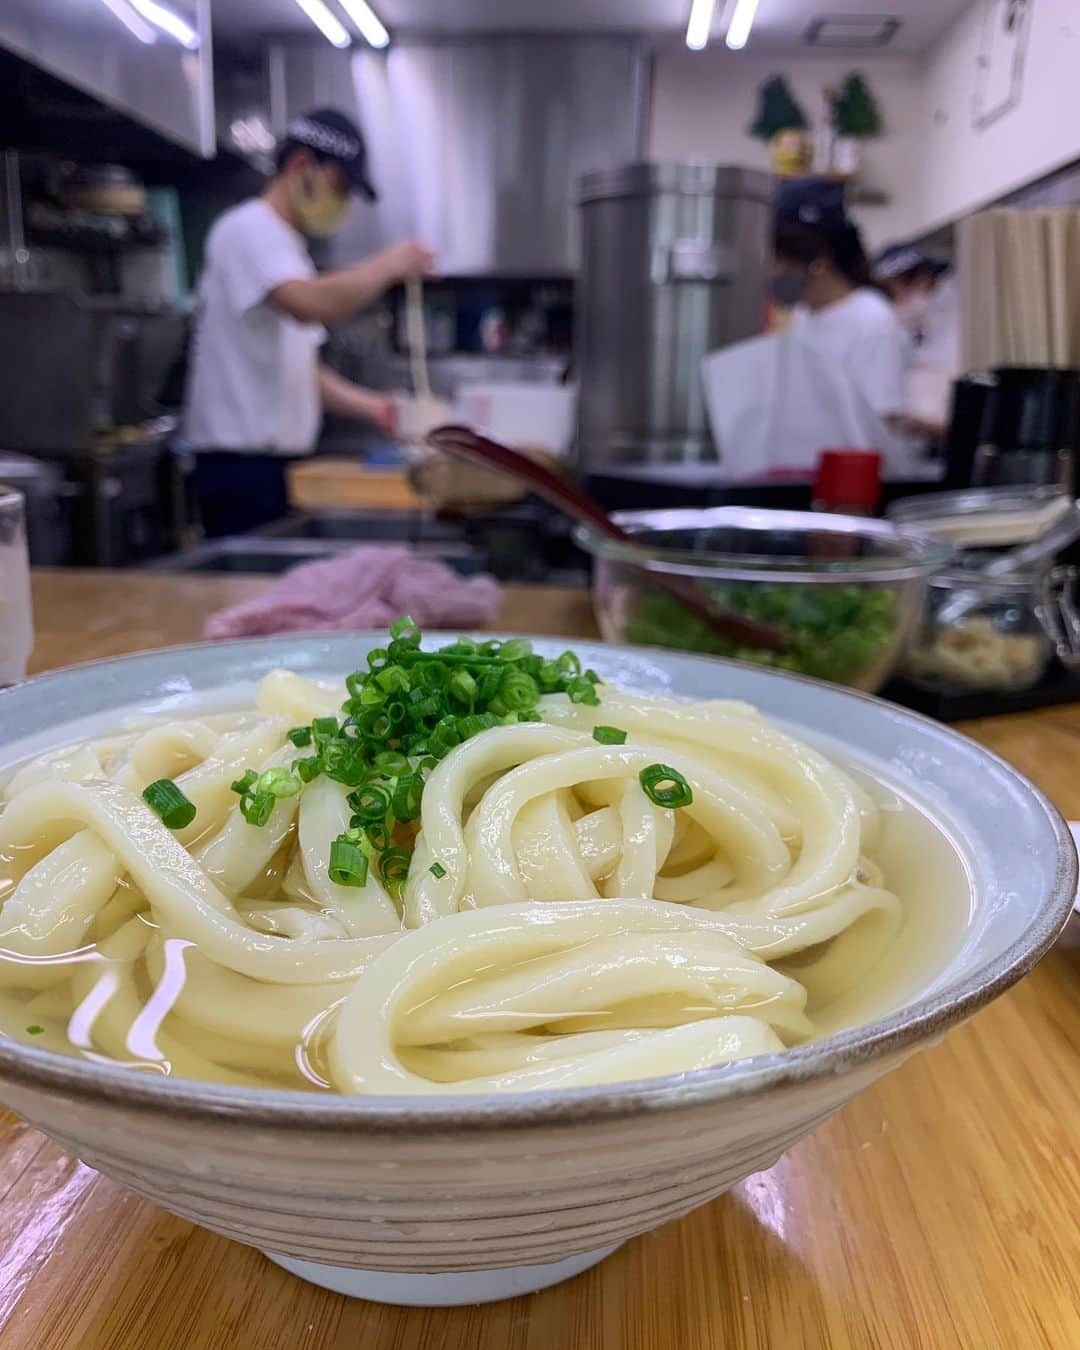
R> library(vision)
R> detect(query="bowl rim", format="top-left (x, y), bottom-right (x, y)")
top-left (573, 507), bottom-right (951, 584)
top-left (0, 635), bottom-right (1074, 1132)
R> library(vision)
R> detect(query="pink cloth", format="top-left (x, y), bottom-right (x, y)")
top-left (203, 546), bottom-right (501, 640)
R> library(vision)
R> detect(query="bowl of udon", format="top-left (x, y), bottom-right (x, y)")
top-left (0, 626), bottom-right (1073, 1307)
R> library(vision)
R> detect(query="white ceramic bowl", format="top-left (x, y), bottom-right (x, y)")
top-left (0, 637), bottom-right (1074, 1306)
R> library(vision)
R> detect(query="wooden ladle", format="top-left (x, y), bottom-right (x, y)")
top-left (425, 424), bottom-right (790, 653)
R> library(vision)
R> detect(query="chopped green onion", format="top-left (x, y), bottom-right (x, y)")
top-left (375, 665), bottom-right (410, 695)
top-left (142, 779), bottom-right (197, 830)
top-left (367, 647), bottom-right (389, 672)
top-left (500, 671), bottom-right (539, 711)
top-left (567, 677), bottom-right (601, 706)
top-left (349, 783), bottom-right (392, 822)
top-left (294, 755), bottom-right (322, 783)
top-left (380, 847), bottom-right (412, 887)
top-left (257, 767), bottom-right (302, 799)
top-left (230, 770), bottom-right (258, 795)
top-left (429, 861), bottom-right (447, 879)
top-left (312, 716), bottom-right (340, 742)
top-left (592, 726), bottom-right (627, 745)
top-left (390, 615), bottom-right (421, 645)
top-left (498, 638), bottom-right (533, 662)
top-left (328, 837), bottom-right (370, 888)
top-left (240, 791), bottom-right (274, 827)
top-left (374, 750), bottom-right (409, 776)
top-left (448, 669), bottom-right (477, 704)
top-left (391, 772), bottom-right (422, 822)
top-left (639, 763), bottom-right (693, 809)
top-left (287, 726), bottom-right (313, 747)
top-left (25, 1024), bottom-right (44, 1036)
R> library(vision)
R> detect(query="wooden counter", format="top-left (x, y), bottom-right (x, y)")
top-left (4, 569), bottom-right (1078, 1350)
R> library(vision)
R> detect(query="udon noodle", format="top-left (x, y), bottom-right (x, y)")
top-left (0, 667), bottom-right (920, 1095)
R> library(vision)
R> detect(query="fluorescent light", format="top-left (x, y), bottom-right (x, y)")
top-left (336, 0), bottom-right (390, 48)
top-left (128, 0), bottom-right (200, 49)
top-left (291, 0), bottom-right (351, 48)
top-left (686, 0), bottom-right (717, 50)
top-left (98, 0), bottom-right (158, 44)
top-left (725, 0), bottom-right (762, 50)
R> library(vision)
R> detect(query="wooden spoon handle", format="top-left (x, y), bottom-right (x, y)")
top-left (425, 424), bottom-right (790, 653)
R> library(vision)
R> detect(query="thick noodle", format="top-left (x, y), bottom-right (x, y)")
top-left (0, 672), bottom-right (904, 1094)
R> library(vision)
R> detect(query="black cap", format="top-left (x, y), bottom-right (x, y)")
top-left (282, 108), bottom-right (378, 203)
top-left (775, 177), bottom-right (849, 230)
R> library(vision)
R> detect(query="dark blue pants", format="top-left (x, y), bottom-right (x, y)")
top-left (192, 451), bottom-right (297, 538)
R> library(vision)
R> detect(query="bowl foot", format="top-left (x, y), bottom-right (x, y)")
top-left (263, 1243), bottom-right (622, 1306)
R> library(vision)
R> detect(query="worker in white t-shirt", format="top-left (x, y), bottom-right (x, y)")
top-left (772, 180), bottom-right (909, 432)
top-left (874, 243), bottom-right (961, 441)
top-left (183, 107), bottom-right (434, 536)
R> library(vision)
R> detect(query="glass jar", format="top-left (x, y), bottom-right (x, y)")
top-left (904, 566), bottom-right (1054, 693)
top-left (0, 488), bottom-right (33, 685)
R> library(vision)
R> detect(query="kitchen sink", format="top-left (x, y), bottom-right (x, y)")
top-left (145, 535), bottom-right (482, 576)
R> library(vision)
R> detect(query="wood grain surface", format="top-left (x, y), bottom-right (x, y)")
top-left (3, 569), bottom-right (1078, 1350)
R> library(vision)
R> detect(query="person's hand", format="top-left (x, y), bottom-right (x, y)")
top-left (362, 392), bottom-right (397, 438)
top-left (381, 238), bottom-right (436, 284)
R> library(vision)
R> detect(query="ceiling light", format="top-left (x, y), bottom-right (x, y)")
top-left (290, 0), bottom-right (351, 48)
top-left (686, 0), bottom-right (717, 50)
top-left (336, 0), bottom-right (390, 49)
top-left (98, 0), bottom-right (158, 44)
top-left (127, 0), bottom-right (200, 49)
top-left (725, 0), bottom-right (762, 50)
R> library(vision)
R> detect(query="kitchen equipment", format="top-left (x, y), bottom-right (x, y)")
top-left (0, 488), bottom-right (32, 684)
top-left (576, 164), bottom-right (772, 468)
top-left (970, 366), bottom-right (1080, 491)
top-left (426, 424), bottom-right (790, 652)
top-left (0, 634), bottom-right (1072, 1303)
top-left (574, 506), bottom-right (948, 693)
top-left (0, 292), bottom-right (184, 451)
top-left (0, 452), bottom-right (71, 565)
top-left (456, 383), bottom-right (577, 458)
top-left (58, 163), bottom-right (146, 216)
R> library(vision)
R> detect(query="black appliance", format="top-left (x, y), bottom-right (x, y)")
top-left (944, 366), bottom-right (1080, 492)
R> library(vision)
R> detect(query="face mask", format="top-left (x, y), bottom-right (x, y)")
top-left (769, 269), bottom-right (808, 307)
top-left (895, 292), bottom-right (930, 336)
top-left (292, 169), bottom-right (349, 238)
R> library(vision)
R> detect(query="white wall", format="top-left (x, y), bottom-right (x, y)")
top-left (647, 46), bottom-right (925, 249)
top-left (647, 2), bottom-right (1080, 247)
top-left (914, 0), bottom-right (1080, 232)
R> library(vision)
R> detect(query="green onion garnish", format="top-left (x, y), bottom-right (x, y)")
top-left (254, 619), bottom-right (604, 887)
top-left (142, 779), bottom-right (197, 830)
top-left (328, 837), bottom-right (369, 887)
top-left (380, 847), bottom-right (412, 888)
top-left (639, 763), bottom-right (693, 809)
top-left (257, 767), bottom-right (302, 799)
top-left (349, 783), bottom-right (392, 822)
top-left (25, 1024), bottom-right (44, 1035)
top-left (240, 792), bottom-right (274, 827)
top-left (294, 755), bottom-right (322, 783)
top-left (391, 772), bottom-right (422, 823)
top-left (592, 726), bottom-right (627, 745)
top-left (429, 861), bottom-right (448, 879)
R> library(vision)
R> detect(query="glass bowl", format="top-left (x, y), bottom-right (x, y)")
top-left (574, 507), bottom-right (949, 692)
